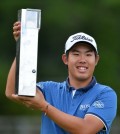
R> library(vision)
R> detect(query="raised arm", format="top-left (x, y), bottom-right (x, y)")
top-left (5, 21), bottom-right (21, 100)
top-left (5, 58), bottom-right (16, 99)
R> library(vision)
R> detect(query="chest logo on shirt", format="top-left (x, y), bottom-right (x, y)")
top-left (79, 104), bottom-right (90, 111)
top-left (92, 100), bottom-right (104, 108)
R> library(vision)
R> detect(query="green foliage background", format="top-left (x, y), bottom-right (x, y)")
top-left (0, 0), bottom-right (119, 116)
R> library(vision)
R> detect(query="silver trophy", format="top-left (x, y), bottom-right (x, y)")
top-left (15, 9), bottom-right (41, 96)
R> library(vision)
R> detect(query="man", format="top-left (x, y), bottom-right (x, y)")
top-left (5, 21), bottom-right (117, 134)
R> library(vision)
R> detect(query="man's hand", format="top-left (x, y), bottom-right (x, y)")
top-left (13, 21), bottom-right (21, 41)
top-left (11, 88), bottom-right (47, 111)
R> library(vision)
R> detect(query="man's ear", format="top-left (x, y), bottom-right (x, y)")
top-left (95, 54), bottom-right (100, 66)
top-left (62, 54), bottom-right (68, 65)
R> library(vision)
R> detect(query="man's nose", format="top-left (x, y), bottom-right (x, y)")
top-left (79, 55), bottom-right (86, 63)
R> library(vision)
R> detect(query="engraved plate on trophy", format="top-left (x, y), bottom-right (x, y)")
top-left (15, 8), bottom-right (41, 96)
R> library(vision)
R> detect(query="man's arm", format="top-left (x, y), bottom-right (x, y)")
top-left (42, 102), bottom-right (104, 134)
top-left (12, 90), bottom-right (104, 134)
top-left (5, 58), bottom-right (16, 100)
top-left (5, 21), bottom-right (20, 100)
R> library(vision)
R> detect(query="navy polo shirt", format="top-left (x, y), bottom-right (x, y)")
top-left (36, 77), bottom-right (117, 134)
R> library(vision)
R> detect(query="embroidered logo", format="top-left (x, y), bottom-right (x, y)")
top-left (79, 104), bottom-right (90, 111)
top-left (92, 100), bottom-right (104, 108)
top-left (71, 35), bottom-right (93, 43)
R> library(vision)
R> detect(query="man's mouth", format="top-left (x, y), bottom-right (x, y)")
top-left (77, 66), bottom-right (88, 72)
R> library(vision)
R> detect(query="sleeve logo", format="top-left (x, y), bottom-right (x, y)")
top-left (92, 100), bottom-right (104, 108)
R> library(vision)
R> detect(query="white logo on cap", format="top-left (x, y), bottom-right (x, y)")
top-left (71, 35), bottom-right (93, 43)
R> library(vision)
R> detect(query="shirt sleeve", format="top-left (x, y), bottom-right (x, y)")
top-left (86, 88), bottom-right (117, 131)
top-left (36, 81), bottom-right (44, 92)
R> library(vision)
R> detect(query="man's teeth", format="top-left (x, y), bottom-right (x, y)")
top-left (79, 67), bottom-right (86, 70)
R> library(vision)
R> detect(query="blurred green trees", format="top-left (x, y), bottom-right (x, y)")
top-left (0, 0), bottom-right (119, 115)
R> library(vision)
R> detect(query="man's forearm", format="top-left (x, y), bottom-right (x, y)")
top-left (42, 103), bottom-right (103, 134)
top-left (43, 104), bottom-right (86, 134)
top-left (5, 58), bottom-right (16, 99)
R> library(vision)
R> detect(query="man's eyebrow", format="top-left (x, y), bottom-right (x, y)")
top-left (86, 49), bottom-right (94, 53)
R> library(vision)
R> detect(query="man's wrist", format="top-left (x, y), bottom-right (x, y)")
top-left (44, 103), bottom-right (50, 116)
top-left (40, 101), bottom-right (50, 113)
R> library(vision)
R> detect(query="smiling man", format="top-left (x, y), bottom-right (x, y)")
top-left (6, 23), bottom-right (117, 134)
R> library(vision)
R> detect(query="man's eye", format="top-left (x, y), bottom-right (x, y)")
top-left (86, 53), bottom-right (92, 56)
top-left (73, 53), bottom-right (79, 55)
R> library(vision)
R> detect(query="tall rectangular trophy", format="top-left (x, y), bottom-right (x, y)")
top-left (15, 9), bottom-right (41, 96)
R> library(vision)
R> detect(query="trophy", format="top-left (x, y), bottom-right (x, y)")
top-left (15, 8), bottom-right (41, 96)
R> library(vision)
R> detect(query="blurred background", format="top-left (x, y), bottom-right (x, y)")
top-left (0, 0), bottom-right (120, 133)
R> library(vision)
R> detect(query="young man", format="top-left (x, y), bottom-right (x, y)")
top-left (5, 22), bottom-right (117, 134)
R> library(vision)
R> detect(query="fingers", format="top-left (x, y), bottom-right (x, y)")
top-left (13, 21), bottom-right (21, 26)
top-left (13, 21), bottom-right (21, 32)
top-left (12, 94), bottom-right (33, 109)
top-left (13, 21), bottom-right (21, 41)
top-left (12, 94), bottom-right (32, 101)
top-left (11, 94), bottom-right (31, 105)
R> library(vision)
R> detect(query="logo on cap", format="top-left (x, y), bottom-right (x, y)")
top-left (65, 32), bottom-right (98, 54)
top-left (71, 35), bottom-right (93, 43)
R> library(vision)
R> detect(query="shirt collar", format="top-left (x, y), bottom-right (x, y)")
top-left (66, 76), bottom-right (97, 92)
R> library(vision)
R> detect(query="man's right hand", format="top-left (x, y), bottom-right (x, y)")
top-left (13, 21), bottom-right (21, 41)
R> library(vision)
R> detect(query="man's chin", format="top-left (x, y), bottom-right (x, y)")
top-left (77, 75), bottom-right (90, 81)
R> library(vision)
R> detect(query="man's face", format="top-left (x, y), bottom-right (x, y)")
top-left (62, 43), bottom-right (99, 82)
